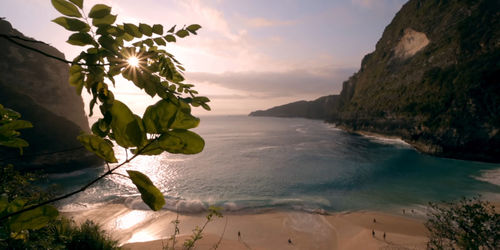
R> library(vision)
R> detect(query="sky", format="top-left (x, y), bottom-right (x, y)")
top-left (0, 0), bottom-right (407, 116)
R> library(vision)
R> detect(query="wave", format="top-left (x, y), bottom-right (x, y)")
top-left (475, 168), bottom-right (500, 187)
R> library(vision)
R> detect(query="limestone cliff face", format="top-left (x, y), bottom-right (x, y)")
top-left (250, 0), bottom-right (500, 162)
top-left (0, 19), bottom-right (102, 172)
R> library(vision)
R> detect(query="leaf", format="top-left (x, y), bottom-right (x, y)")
top-left (139, 23), bottom-right (153, 36)
top-left (167, 25), bottom-right (176, 33)
top-left (98, 35), bottom-right (117, 52)
top-left (175, 29), bottom-right (189, 38)
top-left (52, 17), bottom-right (90, 32)
top-left (186, 24), bottom-right (201, 34)
top-left (124, 23), bottom-right (142, 38)
top-left (0, 120), bottom-right (33, 133)
top-left (67, 32), bottom-right (94, 46)
top-left (92, 14), bottom-right (117, 26)
top-left (0, 195), bottom-right (8, 214)
top-left (164, 35), bottom-right (176, 43)
top-left (9, 205), bottom-right (59, 232)
top-left (51, 0), bottom-right (82, 17)
top-left (152, 24), bottom-right (163, 35)
top-left (142, 99), bottom-right (177, 133)
top-left (88, 4), bottom-right (111, 18)
top-left (153, 37), bottom-right (166, 46)
top-left (127, 170), bottom-right (165, 211)
top-left (109, 100), bottom-right (146, 147)
top-left (159, 130), bottom-right (205, 154)
top-left (172, 100), bottom-right (200, 129)
top-left (68, 0), bottom-right (83, 9)
top-left (77, 134), bottom-right (117, 163)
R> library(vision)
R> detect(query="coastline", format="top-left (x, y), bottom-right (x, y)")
top-left (63, 203), bottom-right (429, 250)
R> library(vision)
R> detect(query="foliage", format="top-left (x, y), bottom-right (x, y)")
top-left (183, 206), bottom-right (223, 250)
top-left (61, 219), bottom-right (120, 250)
top-left (425, 196), bottom-right (500, 250)
top-left (51, 0), bottom-right (210, 210)
top-left (0, 104), bottom-right (32, 155)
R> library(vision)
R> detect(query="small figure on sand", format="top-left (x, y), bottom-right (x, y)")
top-left (383, 232), bottom-right (386, 240)
top-left (372, 229), bottom-right (375, 237)
top-left (403, 209), bottom-right (405, 214)
top-left (411, 209), bottom-right (415, 213)
top-left (373, 218), bottom-right (377, 223)
top-left (288, 238), bottom-right (293, 244)
top-left (238, 231), bottom-right (241, 240)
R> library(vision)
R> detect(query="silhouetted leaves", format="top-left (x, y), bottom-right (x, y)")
top-left (127, 170), bottom-right (165, 211)
top-left (88, 4), bottom-right (111, 18)
top-left (51, 0), bottom-right (82, 18)
top-left (52, 17), bottom-right (89, 32)
top-left (67, 32), bottom-right (94, 46)
top-left (77, 134), bottom-right (117, 163)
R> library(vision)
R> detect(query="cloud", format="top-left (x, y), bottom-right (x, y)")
top-left (186, 67), bottom-right (356, 98)
top-left (246, 17), bottom-right (295, 28)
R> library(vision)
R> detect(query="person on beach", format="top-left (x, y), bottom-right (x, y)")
top-left (238, 231), bottom-right (241, 240)
top-left (373, 218), bottom-right (377, 223)
top-left (403, 209), bottom-right (405, 214)
top-left (372, 229), bottom-right (375, 237)
top-left (288, 238), bottom-right (293, 244)
top-left (383, 232), bottom-right (386, 240)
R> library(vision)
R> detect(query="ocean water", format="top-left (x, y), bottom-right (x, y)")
top-left (51, 116), bottom-right (500, 214)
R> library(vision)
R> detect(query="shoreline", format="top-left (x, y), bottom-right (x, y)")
top-left (63, 203), bottom-right (429, 250)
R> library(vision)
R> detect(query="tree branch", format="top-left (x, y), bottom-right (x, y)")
top-left (0, 34), bottom-right (110, 66)
top-left (0, 139), bottom-right (158, 222)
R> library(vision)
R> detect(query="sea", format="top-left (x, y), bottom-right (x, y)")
top-left (50, 116), bottom-right (500, 215)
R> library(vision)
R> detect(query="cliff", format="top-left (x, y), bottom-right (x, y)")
top-left (0, 19), bottom-right (102, 172)
top-left (249, 95), bottom-right (339, 119)
top-left (250, 0), bottom-right (500, 162)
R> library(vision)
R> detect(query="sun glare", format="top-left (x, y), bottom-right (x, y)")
top-left (127, 56), bottom-right (139, 67)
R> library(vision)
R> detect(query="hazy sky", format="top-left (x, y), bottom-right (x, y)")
top-left (0, 0), bottom-right (406, 115)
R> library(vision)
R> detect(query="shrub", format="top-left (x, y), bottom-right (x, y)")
top-left (425, 196), bottom-right (500, 249)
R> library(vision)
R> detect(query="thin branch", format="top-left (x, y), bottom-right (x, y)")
top-left (0, 139), bottom-right (158, 221)
top-left (0, 34), bottom-right (110, 66)
top-left (6, 35), bottom-right (48, 45)
top-left (0, 146), bottom-right (84, 161)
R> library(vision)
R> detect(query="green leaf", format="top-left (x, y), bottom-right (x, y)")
top-left (153, 37), bottom-right (166, 46)
top-left (68, 0), bottom-right (83, 9)
top-left (152, 24), bottom-right (163, 35)
top-left (143, 38), bottom-right (154, 47)
top-left (186, 24), bottom-right (201, 34)
top-left (98, 35), bottom-right (117, 52)
top-left (88, 4), bottom-right (111, 18)
top-left (67, 32), bottom-right (94, 46)
top-left (175, 29), bottom-right (189, 38)
top-left (142, 99), bottom-right (177, 133)
top-left (139, 23), bottom-right (153, 36)
top-left (92, 14), bottom-right (117, 26)
top-left (0, 195), bottom-right (8, 214)
top-left (52, 17), bottom-right (89, 32)
top-left (167, 25), bottom-right (176, 33)
top-left (109, 100), bottom-right (146, 148)
top-left (127, 170), bottom-right (165, 211)
top-left (159, 129), bottom-right (204, 154)
top-left (51, 0), bottom-right (82, 18)
top-left (164, 35), bottom-right (176, 43)
top-left (77, 134), bottom-right (117, 163)
top-left (172, 100), bottom-right (199, 129)
top-left (124, 23), bottom-right (142, 38)
top-left (0, 120), bottom-right (33, 133)
top-left (9, 205), bottom-right (59, 232)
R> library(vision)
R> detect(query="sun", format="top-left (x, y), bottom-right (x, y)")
top-left (127, 56), bottom-right (140, 67)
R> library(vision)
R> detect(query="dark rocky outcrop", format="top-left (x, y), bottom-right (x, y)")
top-left (250, 0), bottom-right (500, 162)
top-left (0, 19), bottom-right (102, 172)
top-left (249, 95), bottom-right (339, 119)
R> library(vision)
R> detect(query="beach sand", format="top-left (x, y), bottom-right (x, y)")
top-left (64, 204), bottom-right (429, 250)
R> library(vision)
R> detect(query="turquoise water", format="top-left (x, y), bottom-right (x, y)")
top-left (51, 116), bottom-right (500, 214)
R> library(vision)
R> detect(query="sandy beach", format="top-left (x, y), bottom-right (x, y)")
top-left (64, 204), bottom-right (429, 250)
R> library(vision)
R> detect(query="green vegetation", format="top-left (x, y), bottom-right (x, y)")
top-left (1, 0), bottom-right (219, 248)
top-left (425, 196), bottom-right (500, 249)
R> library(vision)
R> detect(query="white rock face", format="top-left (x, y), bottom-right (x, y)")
top-left (394, 28), bottom-right (430, 59)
